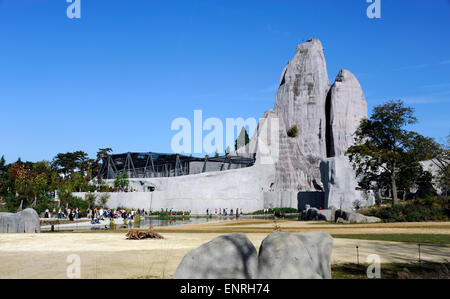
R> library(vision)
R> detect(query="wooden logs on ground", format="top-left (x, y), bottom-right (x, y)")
top-left (126, 225), bottom-right (164, 240)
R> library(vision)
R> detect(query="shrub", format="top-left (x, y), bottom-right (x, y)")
top-left (98, 193), bottom-right (110, 208)
top-left (152, 210), bottom-right (190, 217)
top-left (84, 192), bottom-right (97, 209)
top-left (68, 196), bottom-right (89, 213)
top-left (287, 125), bottom-right (299, 138)
top-left (34, 194), bottom-right (57, 215)
top-left (368, 197), bottom-right (448, 222)
top-left (109, 218), bottom-right (116, 230)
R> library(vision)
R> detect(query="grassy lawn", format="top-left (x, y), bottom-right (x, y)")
top-left (332, 234), bottom-right (450, 245)
top-left (332, 262), bottom-right (450, 279)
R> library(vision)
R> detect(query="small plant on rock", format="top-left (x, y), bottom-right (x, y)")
top-left (287, 125), bottom-right (298, 138)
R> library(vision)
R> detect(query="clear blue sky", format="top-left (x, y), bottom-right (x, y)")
top-left (1, 0), bottom-right (449, 163)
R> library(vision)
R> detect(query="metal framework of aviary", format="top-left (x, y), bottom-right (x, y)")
top-left (98, 152), bottom-right (256, 179)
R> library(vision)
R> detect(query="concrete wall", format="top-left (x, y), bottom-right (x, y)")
top-left (74, 161), bottom-right (287, 214)
top-left (263, 191), bottom-right (298, 210)
top-left (74, 190), bottom-right (300, 215)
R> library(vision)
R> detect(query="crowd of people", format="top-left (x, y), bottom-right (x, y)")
top-left (42, 207), bottom-right (150, 222)
top-left (43, 208), bottom-right (81, 221)
top-left (43, 206), bottom-right (243, 223)
top-left (206, 208), bottom-right (243, 217)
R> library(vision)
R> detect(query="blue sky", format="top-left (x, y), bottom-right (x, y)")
top-left (0, 0), bottom-right (449, 163)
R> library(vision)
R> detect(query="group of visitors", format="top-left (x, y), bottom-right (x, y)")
top-left (206, 208), bottom-right (242, 217)
top-left (43, 208), bottom-right (80, 220)
top-left (86, 207), bottom-right (148, 223)
top-left (154, 208), bottom-right (190, 216)
top-left (113, 187), bottom-right (140, 193)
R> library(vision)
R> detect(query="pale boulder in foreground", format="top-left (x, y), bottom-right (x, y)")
top-left (257, 232), bottom-right (333, 279)
top-left (174, 233), bottom-right (258, 279)
top-left (0, 208), bottom-right (41, 233)
top-left (174, 232), bottom-right (334, 279)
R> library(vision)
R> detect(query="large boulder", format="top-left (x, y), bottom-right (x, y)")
top-left (174, 233), bottom-right (258, 279)
top-left (302, 207), bottom-right (335, 222)
top-left (257, 232), bottom-right (333, 279)
top-left (0, 208), bottom-right (41, 233)
top-left (335, 209), bottom-right (381, 223)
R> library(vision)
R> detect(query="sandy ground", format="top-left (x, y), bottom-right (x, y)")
top-left (155, 219), bottom-right (450, 234)
top-left (1, 220), bottom-right (449, 279)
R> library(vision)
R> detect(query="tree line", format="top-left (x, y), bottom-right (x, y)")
top-left (0, 148), bottom-right (113, 213)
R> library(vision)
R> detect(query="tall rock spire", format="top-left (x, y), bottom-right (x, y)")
top-left (327, 69), bottom-right (368, 157)
top-left (246, 39), bottom-right (369, 192)
top-left (274, 38), bottom-right (330, 160)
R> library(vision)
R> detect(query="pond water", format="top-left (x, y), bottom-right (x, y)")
top-left (111, 216), bottom-right (229, 230)
top-left (42, 215), bottom-right (274, 232)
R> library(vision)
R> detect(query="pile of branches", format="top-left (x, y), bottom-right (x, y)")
top-left (126, 225), bottom-right (164, 240)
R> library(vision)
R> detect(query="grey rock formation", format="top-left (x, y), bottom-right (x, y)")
top-left (274, 38), bottom-right (330, 160)
top-left (0, 208), bottom-right (41, 233)
top-left (234, 39), bottom-right (371, 198)
top-left (328, 69), bottom-right (368, 157)
top-left (267, 110), bottom-right (322, 190)
top-left (257, 232), bottom-right (333, 279)
top-left (236, 109), bottom-right (320, 191)
top-left (174, 233), bottom-right (258, 279)
top-left (335, 209), bottom-right (381, 224)
top-left (302, 207), bottom-right (335, 222)
top-left (320, 156), bottom-right (375, 210)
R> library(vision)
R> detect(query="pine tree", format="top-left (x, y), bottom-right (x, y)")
top-left (235, 127), bottom-right (250, 150)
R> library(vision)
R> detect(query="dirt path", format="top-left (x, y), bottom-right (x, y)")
top-left (1, 232), bottom-right (449, 279)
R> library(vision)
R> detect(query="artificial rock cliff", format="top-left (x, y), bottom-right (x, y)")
top-left (274, 38), bottom-right (330, 160)
top-left (251, 39), bottom-right (368, 194)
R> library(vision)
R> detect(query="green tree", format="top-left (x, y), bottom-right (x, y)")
top-left (0, 156), bottom-right (9, 197)
top-left (85, 192), bottom-right (97, 209)
top-left (98, 193), bottom-right (110, 208)
top-left (96, 148), bottom-right (113, 163)
top-left (51, 151), bottom-right (90, 176)
top-left (92, 148), bottom-right (113, 177)
top-left (114, 173), bottom-right (129, 191)
top-left (31, 173), bottom-right (48, 197)
top-left (347, 100), bottom-right (440, 206)
top-left (235, 127), bottom-right (250, 150)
